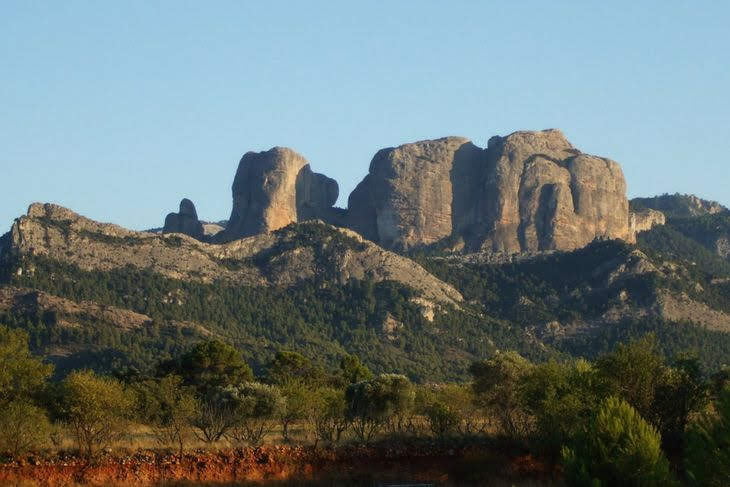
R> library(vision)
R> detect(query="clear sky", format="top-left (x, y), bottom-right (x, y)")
top-left (1, 1), bottom-right (728, 232)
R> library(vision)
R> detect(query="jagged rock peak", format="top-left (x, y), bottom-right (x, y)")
top-left (163, 198), bottom-right (204, 239)
top-left (346, 129), bottom-right (632, 253)
top-left (221, 147), bottom-right (338, 241)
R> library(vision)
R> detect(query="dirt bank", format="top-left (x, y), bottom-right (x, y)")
top-left (0, 445), bottom-right (558, 486)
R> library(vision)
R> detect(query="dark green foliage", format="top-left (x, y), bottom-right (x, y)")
top-left (562, 317), bottom-right (730, 373)
top-left (265, 350), bottom-right (325, 386)
top-left (638, 223), bottom-right (730, 278)
top-left (685, 386), bottom-right (730, 486)
top-left (418, 240), bottom-right (649, 324)
top-left (0, 325), bottom-right (53, 404)
top-left (346, 374), bottom-right (414, 443)
top-left (0, 325), bottom-right (53, 455)
top-left (131, 375), bottom-right (198, 454)
top-left (5, 254), bottom-right (537, 382)
top-left (158, 340), bottom-right (253, 394)
top-left (470, 351), bottom-right (534, 438)
top-left (561, 396), bottom-right (675, 487)
top-left (339, 353), bottom-right (374, 384)
top-left (519, 359), bottom-right (603, 456)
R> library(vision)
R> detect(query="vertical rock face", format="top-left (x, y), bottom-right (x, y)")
top-left (346, 129), bottom-right (633, 252)
top-left (214, 129), bottom-right (634, 253)
top-left (347, 137), bottom-right (484, 250)
top-left (163, 199), bottom-right (204, 239)
top-left (629, 209), bottom-right (666, 235)
top-left (222, 147), bottom-right (338, 240)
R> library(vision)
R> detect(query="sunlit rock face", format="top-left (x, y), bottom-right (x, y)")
top-left (347, 129), bottom-right (632, 253)
top-left (222, 147), bottom-right (338, 241)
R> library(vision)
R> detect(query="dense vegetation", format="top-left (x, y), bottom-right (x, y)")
top-left (1, 254), bottom-right (551, 381)
top-left (1, 326), bottom-right (728, 486)
top-left (417, 240), bottom-right (730, 371)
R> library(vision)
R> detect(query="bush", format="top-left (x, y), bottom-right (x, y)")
top-left (158, 340), bottom-right (253, 394)
top-left (684, 386), bottom-right (730, 486)
top-left (424, 402), bottom-right (460, 441)
top-left (561, 396), bottom-right (674, 487)
top-left (59, 370), bottom-right (133, 457)
top-left (133, 375), bottom-right (198, 454)
top-left (278, 380), bottom-right (313, 442)
top-left (226, 382), bottom-right (285, 446)
top-left (346, 374), bottom-right (414, 443)
top-left (470, 351), bottom-right (534, 438)
top-left (0, 325), bottom-right (53, 404)
top-left (0, 399), bottom-right (51, 456)
top-left (310, 387), bottom-right (349, 446)
top-left (520, 359), bottom-right (602, 456)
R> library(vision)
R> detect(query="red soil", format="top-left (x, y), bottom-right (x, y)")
top-left (0, 445), bottom-right (558, 486)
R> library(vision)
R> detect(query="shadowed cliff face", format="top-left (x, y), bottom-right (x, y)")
top-left (162, 198), bottom-right (204, 239)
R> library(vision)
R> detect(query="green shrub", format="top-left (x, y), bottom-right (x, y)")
top-left (520, 359), bottom-right (602, 456)
top-left (346, 374), bottom-right (414, 443)
top-left (0, 325), bottom-right (52, 403)
top-left (0, 399), bottom-right (51, 456)
top-left (132, 375), bottom-right (198, 454)
top-left (59, 370), bottom-right (134, 457)
top-left (424, 402), bottom-right (461, 441)
top-left (225, 382), bottom-right (285, 446)
top-left (684, 386), bottom-right (730, 486)
top-left (561, 396), bottom-right (674, 487)
top-left (470, 351), bottom-right (534, 438)
top-left (310, 387), bottom-right (349, 446)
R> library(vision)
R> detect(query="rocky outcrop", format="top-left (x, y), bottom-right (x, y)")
top-left (163, 198), bottom-right (204, 239)
top-left (347, 137), bottom-right (483, 250)
top-left (631, 194), bottom-right (728, 219)
top-left (3, 203), bottom-right (461, 309)
top-left (346, 129), bottom-right (632, 252)
top-left (222, 147), bottom-right (338, 241)
top-left (629, 208), bottom-right (666, 235)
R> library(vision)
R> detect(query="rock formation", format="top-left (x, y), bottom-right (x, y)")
top-left (221, 147), bottom-right (338, 240)
top-left (631, 194), bottom-right (728, 219)
top-left (163, 198), bottom-right (204, 239)
top-left (629, 209), bottom-right (666, 235)
top-left (347, 129), bottom-right (633, 252)
top-left (347, 137), bottom-right (483, 250)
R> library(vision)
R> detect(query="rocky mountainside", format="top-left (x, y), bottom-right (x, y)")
top-left (631, 193), bottom-right (728, 219)
top-left (1, 129), bottom-right (728, 380)
top-left (632, 194), bottom-right (730, 262)
top-left (3, 203), bottom-right (462, 308)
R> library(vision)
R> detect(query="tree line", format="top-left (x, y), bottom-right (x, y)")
top-left (0, 324), bottom-right (728, 486)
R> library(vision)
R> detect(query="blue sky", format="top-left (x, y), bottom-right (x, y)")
top-left (1, 1), bottom-right (728, 232)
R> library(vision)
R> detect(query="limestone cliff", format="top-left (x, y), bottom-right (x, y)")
top-left (629, 208), bottom-right (666, 235)
top-left (346, 129), bottom-right (633, 252)
top-left (221, 147), bottom-right (338, 241)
